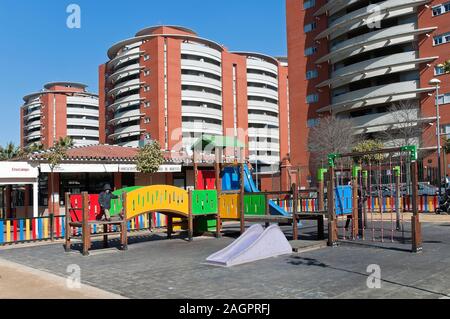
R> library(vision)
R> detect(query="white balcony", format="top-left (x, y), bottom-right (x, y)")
top-left (67, 107), bottom-right (98, 117)
top-left (316, 0), bottom-right (429, 40)
top-left (181, 42), bottom-right (222, 62)
top-left (67, 118), bottom-right (99, 128)
top-left (181, 59), bottom-right (222, 77)
top-left (246, 58), bottom-right (278, 75)
top-left (248, 86), bottom-right (278, 100)
top-left (247, 72), bottom-right (278, 87)
top-left (109, 124), bottom-right (143, 139)
top-left (248, 128), bottom-right (279, 139)
top-left (109, 94), bottom-right (142, 111)
top-left (182, 89), bottom-right (222, 105)
top-left (248, 113), bottom-right (279, 126)
top-left (249, 155), bottom-right (281, 165)
top-left (67, 129), bottom-right (99, 138)
top-left (26, 130), bottom-right (41, 140)
top-left (109, 47), bottom-right (142, 71)
top-left (67, 96), bottom-right (99, 107)
top-left (110, 109), bottom-right (143, 125)
top-left (182, 106), bottom-right (222, 120)
top-left (25, 119), bottom-right (41, 130)
top-left (249, 141), bottom-right (280, 152)
top-left (247, 100), bottom-right (279, 113)
top-left (316, 24), bottom-right (437, 64)
top-left (108, 63), bottom-right (142, 84)
top-left (182, 122), bottom-right (223, 135)
top-left (318, 52), bottom-right (438, 89)
top-left (108, 79), bottom-right (142, 97)
top-left (319, 81), bottom-right (435, 114)
top-left (181, 74), bottom-right (222, 91)
top-left (23, 108), bottom-right (41, 119)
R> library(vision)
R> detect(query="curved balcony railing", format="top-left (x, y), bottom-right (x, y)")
top-left (107, 79), bottom-right (142, 98)
top-left (248, 86), bottom-right (279, 100)
top-left (181, 59), bottom-right (222, 76)
top-left (246, 59), bottom-right (278, 75)
top-left (317, 52), bottom-right (438, 89)
top-left (182, 106), bottom-right (223, 120)
top-left (316, 0), bottom-right (430, 40)
top-left (181, 74), bottom-right (222, 91)
top-left (181, 90), bottom-right (222, 105)
top-left (181, 42), bottom-right (222, 62)
top-left (247, 72), bottom-right (278, 87)
top-left (319, 81), bottom-right (435, 113)
top-left (316, 24), bottom-right (437, 64)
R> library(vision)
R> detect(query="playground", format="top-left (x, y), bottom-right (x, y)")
top-left (1, 138), bottom-right (448, 298)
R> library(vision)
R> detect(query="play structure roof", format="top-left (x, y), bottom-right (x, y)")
top-left (191, 135), bottom-right (245, 150)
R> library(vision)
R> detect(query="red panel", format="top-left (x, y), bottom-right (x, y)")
top-left (69, 195), bottom-right (101, 222)
top-left (197, 170), bottom-right (216, 190)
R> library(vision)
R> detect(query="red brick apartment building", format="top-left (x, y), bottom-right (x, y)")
top-left (99, 25), bottom-right (291, 190)
top-left (20, 82), bottom-right (99, 148)
top-left (286, 0), bottom-right (450, 187)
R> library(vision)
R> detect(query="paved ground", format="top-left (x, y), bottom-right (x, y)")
top-left (1, 221), bottom-right (450, 299)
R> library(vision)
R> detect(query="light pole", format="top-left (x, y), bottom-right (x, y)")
top-left (430, 78), bottom-right (443, 199)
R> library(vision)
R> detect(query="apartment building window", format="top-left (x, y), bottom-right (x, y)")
top-left (435, 65), bottom-right (446, 75)
top-left (444, 125), bottom-right (450, 137)
top-left (144, 69), bottom-right (150, 76)
top-left (144, 117), bottom-right (150, 124)
top-left (304, 0), bottom-right (315, 9)
top-left (307, 118), bottom-right (320, 128)
top-left (433, 32), bottom-right (450, 46)
top-left (437, 93), bottom-right (450, 105)
top-left (143, 54), bottom-right (150, 61)
top-left (304, 22), bottom-right (317, 33)
top-left (433, 2), bottom-right (450, 16)
top-left (144, 86), bottom-right (150, 92)
top-left (306, 69), bottom-right (318, 79)
top-left (144, 101), bottom-right (150, 108)
top-left (304, 47), bottom-right (317, 56)
top-left (306, 94), bottom-right (319, 103)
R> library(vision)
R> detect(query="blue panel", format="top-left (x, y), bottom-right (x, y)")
top-left (0, 221), bottom-right (3, 244)
top-left (38, 219), bottom-right (43, 239)
top-left (19, 220), bottom-right (24, 241)
top-left (335, 186), bottom-right (353, 215)
top-left (61, 217), bottom-right (65, 238)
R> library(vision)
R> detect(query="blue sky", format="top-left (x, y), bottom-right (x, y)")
top-left (0, 0), bottom-right (287, 146)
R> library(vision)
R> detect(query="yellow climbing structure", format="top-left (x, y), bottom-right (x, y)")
top-left (126, 185), bottom-right (189, 220)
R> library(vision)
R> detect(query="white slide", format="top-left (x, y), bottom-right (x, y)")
top-left (206, 224), bottom-right (293, 267)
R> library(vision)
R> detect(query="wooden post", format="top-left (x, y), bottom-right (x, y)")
top-left (362, 170), bottom-right (368, 229)
top-left (120, 192), bottom-right (128, 251)
top-left (193, 151), bottom-right (199, 190)
top-left (216, 192), bottom-right (222, 238)
top-left (318, 180), bottom-right (325, 212)
top-left (215, 147), bottom-right (222, 193)
top-left (188, 190), bottom-right (193, 242)
top-left (411, 160), bottom-right (422, 253)
top-left (103, 224), bottom-right (109, 248)
top-left (239, 162), bottom-right (246, 234)
top-left (328, 166), bottom-right (338, 246)
top-left (292, 184), bottom-right (299, 241)
top-left (167, 216), bottom-right (173, 239)
top-left (81, 192), bottom-right (90, 256)
top-left (64, 192), bottom-right (71, 252)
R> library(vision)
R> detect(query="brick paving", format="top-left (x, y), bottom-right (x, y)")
top-left (1, 221), bottom-right (450, 299)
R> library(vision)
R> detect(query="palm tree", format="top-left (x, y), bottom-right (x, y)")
top-left (0, 142), bottom-right (21, 160)
top-left (437, 60), bottom-right (450, 74)
top-left (54, 137), bottom-right (74, 149)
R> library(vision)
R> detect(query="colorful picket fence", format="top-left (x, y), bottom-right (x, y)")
top-left (273, 198), bottom-right (319, 213)
top-left (366, 195), bottom-right (438, 213)
top-left (0, 212), bottom-right (173, 246)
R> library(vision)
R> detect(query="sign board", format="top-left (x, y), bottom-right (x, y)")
top-left (0, 162), bottom-right (39, 179)
top-left (40, 163), bottom-right (182, 174)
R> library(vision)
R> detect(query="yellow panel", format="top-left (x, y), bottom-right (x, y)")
top-left (6, 220), bottom-right (10, 243)
top-left (219, 194), bottom-right (239, 219)
top-left (173, 217), bottom-right (183, 231)
top-left (43, 219), bottom-right (49, 238)
top-left (25, 219), bottom-right (30, 241)
top-left (126, 185), bottom-right (189, 220)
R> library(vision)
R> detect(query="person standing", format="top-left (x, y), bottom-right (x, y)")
top-left (98, 184), bottom-right (118, 221)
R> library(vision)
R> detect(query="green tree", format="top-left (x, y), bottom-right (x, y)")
top-left (43, 140), bottom-right (70, 219)
top-left (0, 142), bottom-right (21, 160)
top-left (55, 137), bottom-right (74, 149)
top-left (440, 60), bottom-right (450, 74)
top-left (26, 142), bottom-right (45, 154)
top-left (352, 140), bottom-right (385, 164)
top-left (136, 141), bottom-right (164, 174)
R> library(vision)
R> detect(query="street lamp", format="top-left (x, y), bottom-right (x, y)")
top-left (429, 78), bottom-right (443, 199)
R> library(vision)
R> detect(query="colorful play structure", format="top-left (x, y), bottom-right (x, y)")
top-left (64, 136), bottom-right (326, 256)
top-left (325, 145), bottom-right (423, 253)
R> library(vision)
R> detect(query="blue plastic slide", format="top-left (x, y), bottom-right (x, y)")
top-left (221, 166), bottom-right (290, 216)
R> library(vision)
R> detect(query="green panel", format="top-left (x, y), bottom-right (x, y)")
top-left (196, 216), bottom-right (217, 233)
top-left (191, 190), bottom-right (218, 215)
top-left (244, 194), bottom-right (266, 216)
top-left (109, 186), bottom-right (143, 216)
